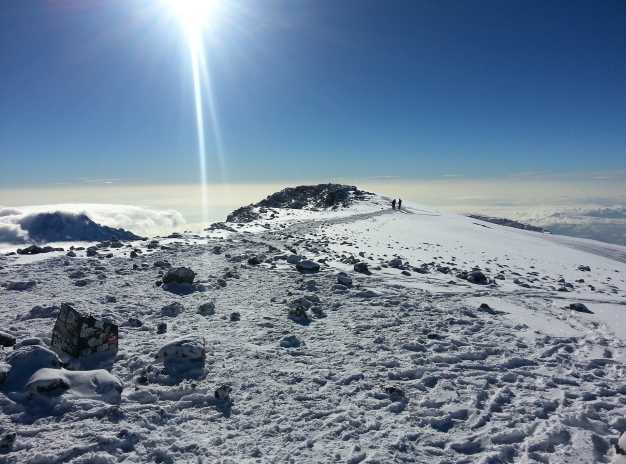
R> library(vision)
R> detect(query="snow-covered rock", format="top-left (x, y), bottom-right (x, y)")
top-left (25, 368), bottom-right (123, 404)
top-left (155, 336), bottom-right (206, 376)
top-left (4, 345), bottom-right (62, 387)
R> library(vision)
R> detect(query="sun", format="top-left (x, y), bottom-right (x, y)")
top-left (164, 0), bottom-right (221, 35)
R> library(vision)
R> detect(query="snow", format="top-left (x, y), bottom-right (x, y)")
top-left (0, 192), bottom-right (625, 463)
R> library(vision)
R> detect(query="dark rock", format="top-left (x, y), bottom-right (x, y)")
top-left (4, 280), bottom-right (36, 291)
top-left (156, 322), bottom-right (167, 334)
top-left (568, 303), bottom-right (593, 314)
top-left (198, 302), bottom-right (215, 316)
top-left (577, 265), bottom-right (591, 272)
top-left (296, 259), bottom-right (320, 274)
top-left (230, 312), bottom-right (241, 322)
top-left (215, 385), bottom-right (232, 401)
top-left (354, 262), bottom-right (371, 275)
top-left (467, 270), bottom-right (488, 285)
top-left (280, 335), bottom-right (302, 348)
top-left (16, 245), bottom-right (64, 255)
top-left (337, 272), bottom-right (353, 287)
top-left (0, 331), bottom-right (16, 347)
top-left (163, 267), bottom-right (196, 284)
top-left (161, 302), bottom-right (184, 317)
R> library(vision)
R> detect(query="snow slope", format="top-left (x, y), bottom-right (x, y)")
top-left (0, 191), bottom-right (625, 463)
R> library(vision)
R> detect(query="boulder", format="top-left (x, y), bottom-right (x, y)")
top-left (25, 368), bottom-right (123, 404)
top-left (4, 280), bottom-right (36, 291)
top-left (286, 255), bottom-right (304, 265)
top-left (163, 267), bottom-right (196, 284)
top-left (155, 337), bottom-right (206, 376)
top-left (388, 258), bottom-right (403, 269)
top-left (296, 259), bottom-right (320, 273)
top-left (5, 345), bottom-right (62, 387)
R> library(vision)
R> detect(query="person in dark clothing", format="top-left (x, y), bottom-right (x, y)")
top-left (391, 199), bottom-right (396, 210)
top-left (398, 198), bottom-right (402, 210)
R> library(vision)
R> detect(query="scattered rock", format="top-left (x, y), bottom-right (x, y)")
top-left (296, 259), bottom-right (320, 274)
top-left (354, 262), bottom-right (371, 275)
top-left (215, 385), bottom-right (232, 401)
top-left (568, 303), bottom-right (593, 314)
top-left (337, 272), bottom-right (353, 287)
top-left (577, 265), bottom-right (591, 272)
top-left (163, 267), bottom-right (196, 284)
top-left (161, 302), bottom-right (184, 317)
top-left (86, 246), bottom-right (98, 257)
top-left (4, 280), bottom-right (36, 291)
top-left (0, 331), bottom-right (16, 347)
top-left (5, 345), bottom-right (62, 387)
top-left (467, 270), bottom-right (488, 285)
top-left (198, 302), bottom-right (216, 316)
top-left (154, 260), bottom-right (171, 269)
top-left (155, 336), bottom-right (206, 376)
top-left (286, 255), bottom-right (304, 265)
top-left (17, 245), bottom-right (63, 255)
top-left (230, 312), bottom-right (241, 322)
top-left (280, 335), bottom-right (302, 348)
top-left (156, 322), bottom-right (167, 334)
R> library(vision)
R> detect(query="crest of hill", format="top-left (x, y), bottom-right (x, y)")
top-left (226, 184), bottom-right (372, 223)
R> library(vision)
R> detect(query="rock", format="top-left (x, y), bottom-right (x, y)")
top-left (154, 260), bottom-right (171, 269)
top-left (50, 303), bottom-right (119, 359)
top-left (467, 270), bottom-right (488, 285)
top-left (286, 255), bottom-right (304, 265)
top-left (125, 318), bottom-right (143, 328)
top-left (577, 265), bottom-right (591, 272)
top-left (25, 368), bottom-right (123, 404)
top-left (163, 267), bottom-right (196, 284)
top-left (388, 258), bottom-right (403, 269)
top-left (568, 303), bottom-right (593, 314)
top-left (337, 272), bottom-right (353, 287)
top-left (66, 250), bottom-right (76, 257)
top-left (247, 255), bottom-right (263, 266)
top-left (384, 385), bottom-right (406, 401)
top-left (288, 306), bottom-right (309, 323)
top-left (86, 246), bottom-right (98, 257)
top-left (401, 270), bottom-right (411, 276)
top-left (156, 322), bottom-right (167, 334)
top-left (354, 262), bottom-right (371, 275)
top-left (198, 302), bottom-right (216, 316)
top-left (296, 259), bottom-right (320, 273)
top-left (280, 335), bottom-right (302, 348)
top-left (104, 295), bottom-right (117, 303)
top-left (161, 302), bottom-right (184, 317)
top-left (230, 312), bottom-right (241, 322)
top-left (0, 430), bottom-right (16, 452)
top-left (310, 306), bottom-right (327, 318)
top-left (155, 336), bottom-right (206, 376)
top-left (477, 303), bottom-right (500, 315)
top-left (14, 337), bottom-right (44, 349)
top-left (147, 240), bottom-right (159, 249)
top-left (355, 289), bottom-right (380, 299)
top-left (215, 385), bottom-right (232, 401)
top-left (17, 245), bottom-right (63, 255)
top-left (5, 345), bottom-right (62, 387)
top-left (4, 280), bottom-right (36, 291)
top-left (0, 331), bottom-right (16, 347)
top-left (129, 250), bottom-right (139, 258)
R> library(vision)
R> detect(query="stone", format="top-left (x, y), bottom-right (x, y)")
top-left (388, 258), bottom-right (403, 269)
top-left (163, 267), bottom-right (196, 284)
top-left (577, 265), bottom-right (591, 272)
top-left (198, 302), bottom-right (216, 316)
top-left (280, 335), bottom-right (302, 348)
top-left (161, 302), bottom-right (184, 317)
top-left (286, 254), bottom-right (304, 265)
top-left (568, 303), bottom-right (593, 314)
top-left (230, 312), bottom-right (241, 322)
top-left (337, 272), bottom-right (353, 287)
top-left (86, 246), bottom-right (98, 257)
top-left (5, 345), bottom-right (62, 387)
top-left (0, 431), bottom-right (16, 452)
top-left (50, 303), bottom-right (119, 360)
top-left (156, 322), bottom-right (167, 334)
top-left (467, 270), bottom-right (488, 285)
top-left (354, 262), bottom-right (371, 275)
top-left (154, 260), bottom-right (171, 269)
top-left (215, 385), bottom-right (232, 401)
top-left (25, 368), bottom-right (123, 404)
top-left (155, 336), bottom-right (206, 376)
top-left (0, 330), bottom-right (16, 347)
top-left (296, 259), bottom-right (320, 273)
top-left (247, 255), bottom-right (263, 266)
top-left (4, 280), bottom-right (36, 291)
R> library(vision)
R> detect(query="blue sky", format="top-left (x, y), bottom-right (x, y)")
top-left (1, 0), bottom-right (625, 187)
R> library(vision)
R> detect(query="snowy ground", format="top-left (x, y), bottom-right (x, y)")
top-left (1, 195), bottom-right (625, 463)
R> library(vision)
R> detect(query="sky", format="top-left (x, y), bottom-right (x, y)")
top-left (1, 0), bottom-right (625, 188)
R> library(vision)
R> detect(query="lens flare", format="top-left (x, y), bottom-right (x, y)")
top-left (164, 0), bottom-right (227, 225)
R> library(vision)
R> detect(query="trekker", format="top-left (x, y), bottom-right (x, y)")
top-left (391, 199), bottom-right (396, 210)
top-left (398, 198), bottom-right (402, 210)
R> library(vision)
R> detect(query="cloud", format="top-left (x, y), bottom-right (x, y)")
top-left (0, 204), bottom-right (186, 244)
